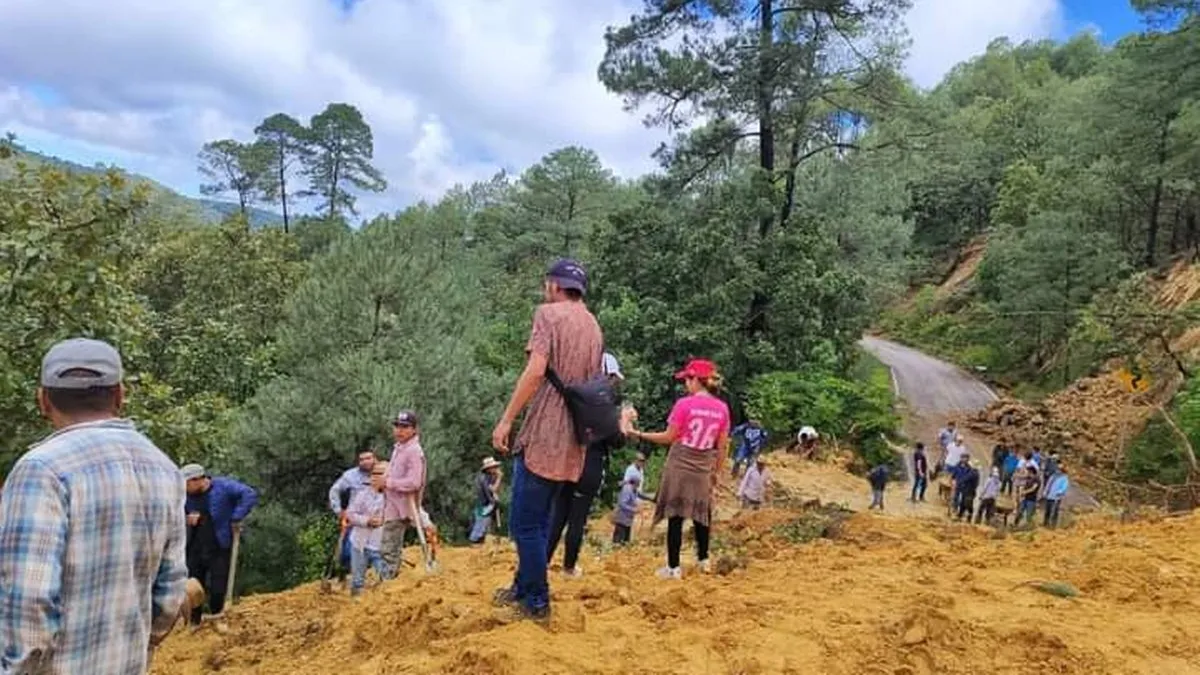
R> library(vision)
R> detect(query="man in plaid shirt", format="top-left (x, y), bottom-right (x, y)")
top-left (0, 338), bottom-right (188, 674)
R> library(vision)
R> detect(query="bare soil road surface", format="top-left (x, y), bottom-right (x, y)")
top-left (860, 335), bottom-right (1098, 510)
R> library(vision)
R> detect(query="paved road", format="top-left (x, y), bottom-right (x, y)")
top-left (860, 335), bottom-right (1098, 510)
top-left (859, 335), bottom-right (997, 415)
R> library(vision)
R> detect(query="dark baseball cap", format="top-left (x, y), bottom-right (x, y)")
top-left (393, 410), bottom-right (419, 427)
top-left (546, 259), bottom-right (588, 295)
top-left (41, 338), bottom-right (123, 389)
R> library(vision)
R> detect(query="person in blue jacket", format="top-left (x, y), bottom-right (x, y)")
top-left (182, 463), bottom-right (258, 625)
top-left (730, 420), bottom-right (768, 478)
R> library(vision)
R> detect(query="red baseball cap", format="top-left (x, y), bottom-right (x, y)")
top-left (674, 358), bottom-right (718, 380)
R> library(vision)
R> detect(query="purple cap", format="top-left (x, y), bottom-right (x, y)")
top-left (546, 259), bottom-right (588, 295)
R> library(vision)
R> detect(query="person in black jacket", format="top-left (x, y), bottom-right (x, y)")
top-left (868, 461), bottom-right (890, 510)
top-left (955, 461), bottom-right (981, 522)
top-left (991, 444), bottom-right (1009, 471)
top-left (546, 352), bottom-right (627, 578)
top-left (910, 443), bottom-right (929, 502)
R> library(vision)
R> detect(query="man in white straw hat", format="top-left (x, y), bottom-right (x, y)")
top-left (469, 457), bottom-right (504, 543)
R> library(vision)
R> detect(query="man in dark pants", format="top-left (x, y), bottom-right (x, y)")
top-left (546, 352), bottom-right (626, 578)
top-left (490, 259), bottom-right (603, 621)
top-left (955, 461), bottom-right (981, 522)
top-left (183, 464), bottom-right (258, 625)
top-left (910, 443), bottom-right (929, 502)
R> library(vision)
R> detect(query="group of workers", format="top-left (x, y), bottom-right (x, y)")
top-left (7, 256), bottom-right (1074, 674)
top-left (903, 420), bottom-right (1072, 528)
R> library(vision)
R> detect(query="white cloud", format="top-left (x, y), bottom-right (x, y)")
top-left (905, 0), bottom-right (1064, 88)
top-left (0, 0), bottom-right (1066, 215)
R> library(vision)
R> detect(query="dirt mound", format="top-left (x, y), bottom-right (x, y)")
top-left (967, 374), bottom-right (1155, 491)
top-left (1156, 260), bottom-right (1200, 310)
top-left (151, 458), bottom-right (1200, 675)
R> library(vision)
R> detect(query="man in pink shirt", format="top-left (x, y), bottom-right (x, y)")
top-left (381, 410), bottom-right (426, 577)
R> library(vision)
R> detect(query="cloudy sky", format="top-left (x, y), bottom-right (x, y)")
top-left (0, 0), bottom-right (1141, 217)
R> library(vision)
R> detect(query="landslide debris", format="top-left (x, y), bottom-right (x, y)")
top-left (151, 456), bottom-right (1200, 675)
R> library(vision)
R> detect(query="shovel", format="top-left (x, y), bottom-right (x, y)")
top-left (224, 527), bottom-right (242, 611)
top-left (320, 518), bottom-right (350, 594)
top-left (408, 496), bottom-right (438, 574)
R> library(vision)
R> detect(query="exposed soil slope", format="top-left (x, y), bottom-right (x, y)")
top-left (151, 454), bottom-right (1200, 675)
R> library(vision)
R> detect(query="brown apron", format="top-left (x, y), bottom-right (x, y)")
top-left (653, 443), bottom-right (718, 527)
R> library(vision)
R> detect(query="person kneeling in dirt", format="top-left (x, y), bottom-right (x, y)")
top-left (955, 461), bottom-right (981, 522)
top-left (794, 425), bottom-right (819, 458)
top-left (626, 358), bottom-right (731, 580)
top-left (612, 474), bottom-right (641, 545)
top-left (975, 467), bottom-right (1001, 524)
top-left (346, 462), bottom-right (391, 596)
top-left (738, 455), bottom-right (771, 510)
top-left (867, 460), bottom-right (890, 510)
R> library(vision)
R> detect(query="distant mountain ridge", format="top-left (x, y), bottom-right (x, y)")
top-left (1, 144), bottom-right (284, 229)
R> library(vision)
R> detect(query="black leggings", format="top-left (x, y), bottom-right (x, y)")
top-left (547, 447), bottom-right (605, 570)
top-left (666, 517), bottom-right (710, 569)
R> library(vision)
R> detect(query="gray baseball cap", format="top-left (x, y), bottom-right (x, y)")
top-left (181, 463), bottom-right (207, 480)
top-left (40, 338), bottom-right (123, 389)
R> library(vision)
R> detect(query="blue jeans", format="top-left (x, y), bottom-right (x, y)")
top-left (508, 454), bottom-right (563, 611)
top-left (350, 546), bottom-right (390, 594)
top-left (339, 528), bottom-right (353, 569)
top-left (1016, 498), bottom-right (1038, 526)
top-left (911, 476), bottom-right (927, 501)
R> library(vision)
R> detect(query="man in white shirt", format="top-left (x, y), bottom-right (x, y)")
top-left (737, 457), bottom-right (771, 509)
top-left (945, 435), bottom-right (967, 469)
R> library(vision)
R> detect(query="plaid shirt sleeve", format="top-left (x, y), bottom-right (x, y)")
top-left (150, 481), bottom-right (188, 637)
top-left (0, 458), bottom-right (69, 672)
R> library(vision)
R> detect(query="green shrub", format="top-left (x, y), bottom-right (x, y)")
top-left (745, 354), bottom-right (900, 467)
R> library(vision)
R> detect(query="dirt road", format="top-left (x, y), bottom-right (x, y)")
top-left (861, 335), bottom-right (1098, 509)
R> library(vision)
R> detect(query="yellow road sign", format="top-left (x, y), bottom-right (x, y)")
top-left (1115, 368), bottom-right (1150, 393)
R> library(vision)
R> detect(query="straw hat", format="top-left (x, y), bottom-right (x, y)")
top-left (481, 457), bottom-right (502, 471)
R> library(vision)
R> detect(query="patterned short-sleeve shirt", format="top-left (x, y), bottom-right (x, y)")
top-left (516, 301), bottom-right (603, 482)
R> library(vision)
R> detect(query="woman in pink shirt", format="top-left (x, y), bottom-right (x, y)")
top-left (627, 358), bottom-right (730, 579)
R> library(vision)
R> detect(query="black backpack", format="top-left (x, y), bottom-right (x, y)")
top-left (545, 367), bottom-right (621, 445)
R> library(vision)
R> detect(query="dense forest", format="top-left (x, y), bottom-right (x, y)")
top-left (4, 0), bottom-right (1200, 592)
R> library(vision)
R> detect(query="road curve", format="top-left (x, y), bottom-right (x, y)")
top-left (858, 335), bottom-right (998, 416)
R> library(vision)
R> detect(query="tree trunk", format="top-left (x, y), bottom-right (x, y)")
top-left (1145, 117), bottom-right (1172, 267)
top-left (1187, 209), bottom-right (1197, 257)
top-left (328, 155), bottom-right (341, 220)
top-left (565, 190), bottom-right (577, 255)
top-left (1170, 205), bottom-right (1181, 255)
top-left (279, 146), bottom-right (290, 234)
top-left (756, 0), bottom-right (775, 239)
top-left (745, 0), bottom-right (776, 343)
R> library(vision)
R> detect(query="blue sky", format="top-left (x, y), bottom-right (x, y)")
top-left (0, 0), bottom-right (1153, 218)
top-left (1060, 0), bottom-right (1143, 38)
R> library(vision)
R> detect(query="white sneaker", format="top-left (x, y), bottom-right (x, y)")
top-left (563, 566), bottom-right (583, 579)
top-left (696, 559), bottom-right (711, 574)
top-left (656, 566), bottom-right (682, 580)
